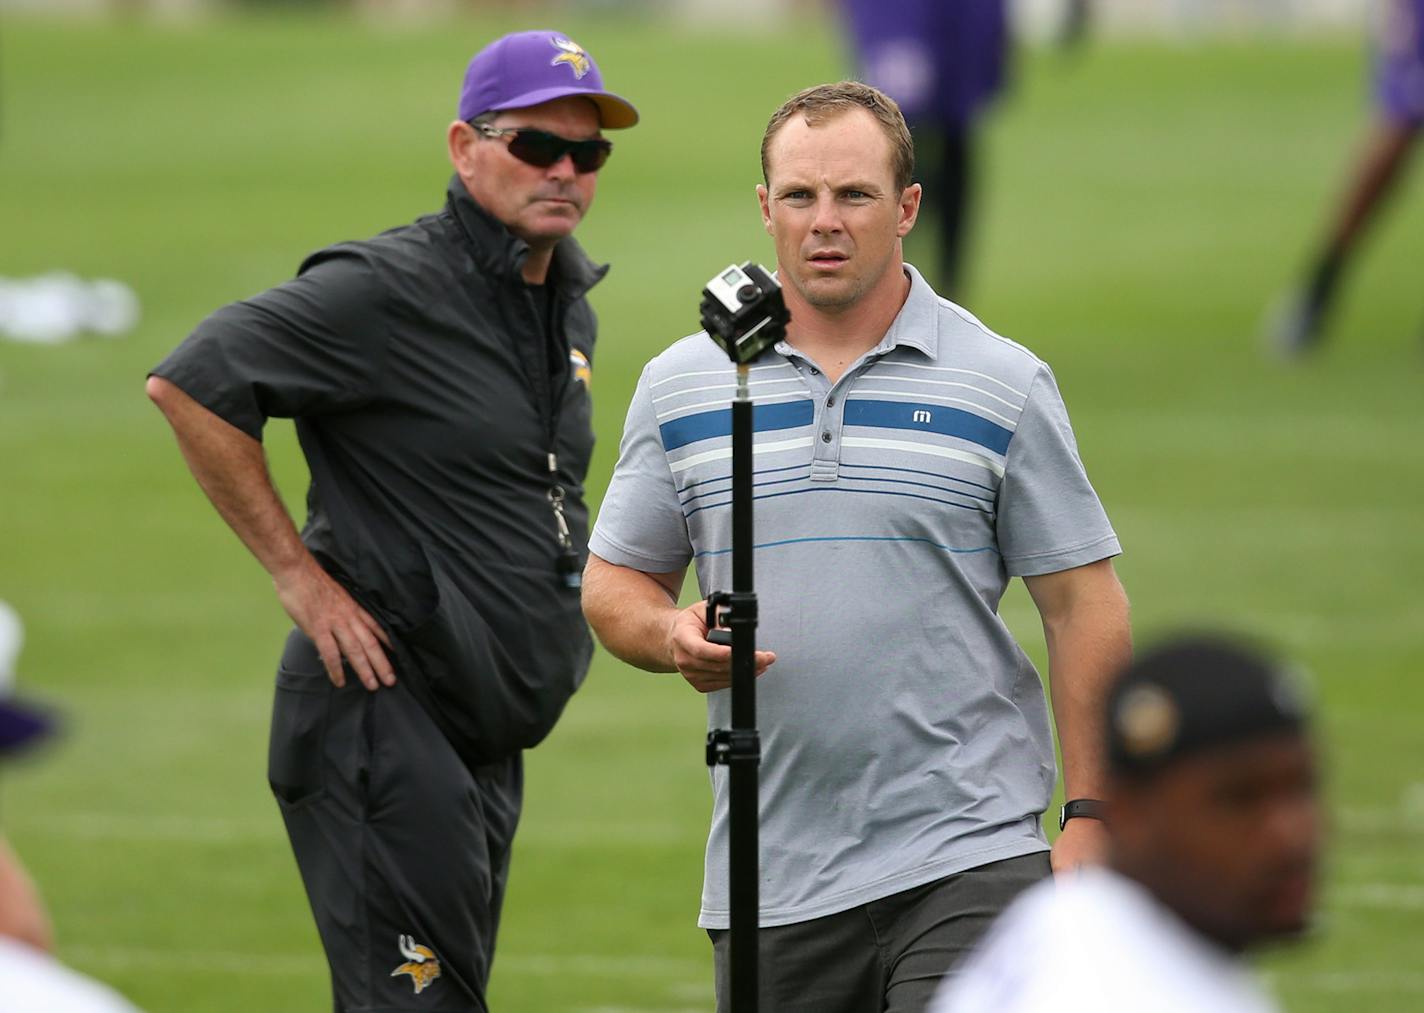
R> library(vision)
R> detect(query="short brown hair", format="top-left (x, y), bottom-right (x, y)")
top-left (760, 81), bottom-right (915, 192)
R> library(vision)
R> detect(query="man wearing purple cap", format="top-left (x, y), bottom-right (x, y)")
top-left (147, 30), bottom-right (636, 1012)
top-left (1269, 0), bottom-right (1424, 354)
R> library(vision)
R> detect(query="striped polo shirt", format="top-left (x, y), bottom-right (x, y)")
top-left (590, 265), bottom-right (1120, 929)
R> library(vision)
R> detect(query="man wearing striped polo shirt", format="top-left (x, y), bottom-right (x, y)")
top-left (582, 81), bottom-right (1131, 1012)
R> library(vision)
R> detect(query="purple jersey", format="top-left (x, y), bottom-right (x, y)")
top-left (839, 0), bottom-right (1009, 126)
top-left (1375, 0), bottom-right (1424, 125)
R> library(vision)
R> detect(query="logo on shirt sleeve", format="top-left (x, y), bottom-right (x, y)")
top-left (390, 935), bottom-right (442, 995)
top-left (569, 348), bottom-right (592, 389)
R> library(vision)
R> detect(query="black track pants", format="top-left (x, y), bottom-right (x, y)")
top-left (269, 628), bottom-right (522, 1013)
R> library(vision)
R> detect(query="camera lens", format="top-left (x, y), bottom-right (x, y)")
top-left (737, 284), bottom-right (759, 303)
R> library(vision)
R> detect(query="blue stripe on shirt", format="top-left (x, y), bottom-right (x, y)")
top-left (684, 484), bottom-right (995, 521)
top-left (844, 399), bottom-right (1013, 455)
top-left (682, 472), bottom-right (810, 507)
top-left (659, 399), bottom-right (814, 452)
top-left (694, 535), bottom-right (999, 559)
top-left (839, 462), bottom-right (997, 495)
top-left (680, 462), bottom-right (810, 494)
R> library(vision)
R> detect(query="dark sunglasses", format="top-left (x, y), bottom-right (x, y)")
top-left (470, 123), bottom-right (613, 174)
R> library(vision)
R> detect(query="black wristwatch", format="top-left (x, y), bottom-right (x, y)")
top-left (1058, 798), bottom-right (1107, 832)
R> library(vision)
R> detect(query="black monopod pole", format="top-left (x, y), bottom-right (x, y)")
top-left (701, 260), bottom-right (788, 1013)
top-left (706, 362), bottom-right (760, 1012)
top-left (727, 365), bottom-right (759, 1011)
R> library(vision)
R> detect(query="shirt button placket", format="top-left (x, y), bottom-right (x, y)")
top-left (821, 389), bottom-right (839, 449)
top-left (810, 375), bottom-right (843, 482)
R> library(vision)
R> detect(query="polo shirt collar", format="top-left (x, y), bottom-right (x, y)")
top-left (445, 174), bottom-right (608, 299)
top-left (873, 263), bottom-right (940, 359)
top-left (770, 263), bottom-right (940, 366)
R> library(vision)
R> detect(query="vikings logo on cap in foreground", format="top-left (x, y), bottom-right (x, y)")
top-left (1114, 684), bottom-right (1180, 760)
top-left (390, 934), bottom-right (442, 995)
top-left (550, 36), bottom-right (592, 79)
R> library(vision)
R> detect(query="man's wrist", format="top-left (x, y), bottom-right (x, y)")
top-left (270, 551), bottom-right (320, 588)
top-left (660, 607), bottom-right (686, 672)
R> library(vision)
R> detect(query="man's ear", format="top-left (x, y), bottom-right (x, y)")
top-left (757, 184), bottom-right (773, 236)
top-left (448, 120), bottom-right (477, 178)
top-left (897, 182), bottom-right (922, 238)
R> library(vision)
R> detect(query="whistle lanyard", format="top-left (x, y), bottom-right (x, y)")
top-left (527, 283), bottom-right (582, 590)
top-left (547, 451), bottom-right (582, 588)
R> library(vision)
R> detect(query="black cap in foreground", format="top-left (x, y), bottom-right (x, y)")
top-left (1107, 635), bottom-right (1310, 776)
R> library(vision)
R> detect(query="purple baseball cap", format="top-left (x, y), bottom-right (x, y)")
top-left (457, 30), bottom-right (639, 129)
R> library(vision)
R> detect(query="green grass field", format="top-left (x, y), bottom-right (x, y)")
top-left (1, 9), bottom-right (1421, 1011)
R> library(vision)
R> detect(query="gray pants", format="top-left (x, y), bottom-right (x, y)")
top-left (710, 852), bottom-right (1050, 1013)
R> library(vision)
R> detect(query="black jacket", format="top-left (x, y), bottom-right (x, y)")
top-left (154, 176), bottom-right (606, 766)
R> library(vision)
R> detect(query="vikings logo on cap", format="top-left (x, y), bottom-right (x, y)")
top-left (390, 935), bottom-right (442, 995)
top-left (550, 37), bottom-right (592, 80)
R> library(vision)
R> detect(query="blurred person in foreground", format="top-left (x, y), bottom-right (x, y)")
top-left (146, 30), bottom-right (636, 1012)
top-left (837, 0), bottom-right (1091, 298)
top-left (931, 635), bottom-right (1320, 1013)
top-left (0, 604), bottom-right (142, 1012)
top-left (582, 81), bottom-right (1130, 1012)
top-left (1270, 0), bottom-right (1424, 356)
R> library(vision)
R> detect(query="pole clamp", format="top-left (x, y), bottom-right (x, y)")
top-left (706, 590), bottom-right (759, 647)
top-left (706, 728), bottom-right (761, 768)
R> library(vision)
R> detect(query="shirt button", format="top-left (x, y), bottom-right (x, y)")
top-left (826, 396), bottom-right (836, 407)
top-left (821, 431), bottom-right (832, 444)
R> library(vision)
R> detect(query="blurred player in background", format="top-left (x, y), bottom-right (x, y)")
top-left (147, 30), bottom-right (636, 1012)
top-left (0, 603), bottom-right (143, 1012)
top-left (837, 0), bottom-right (1090, 298)
top-left (1270, 0), bottom-right (1424, 355)
top-left (930, 635), bottom-right (1320, 1013)
top-left (838, 0), bottom-right (1009, 298)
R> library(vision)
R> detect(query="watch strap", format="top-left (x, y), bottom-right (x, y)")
top-left (1058, 798), bottom-right (1107, 832)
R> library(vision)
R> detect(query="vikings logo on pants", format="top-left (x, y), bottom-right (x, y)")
top-left (390, 934), bottom-right (442, 994)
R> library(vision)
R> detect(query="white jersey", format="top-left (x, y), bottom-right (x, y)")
top-left (0, 939), bottom-right (143, 1013)
top-left (929, 868), bottom-right (1279, 1013)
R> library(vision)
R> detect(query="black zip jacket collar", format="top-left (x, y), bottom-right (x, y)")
top-left (444, 174), bottom-right (608, 300)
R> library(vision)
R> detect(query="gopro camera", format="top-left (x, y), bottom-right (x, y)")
top-left (700, 262), bottom-right (791, 364)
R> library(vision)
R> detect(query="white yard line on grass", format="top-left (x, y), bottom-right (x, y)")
top-left (26, 810), bottom-right (700, 849)
top-left (502, 954), bottom-right (704, 979)
top-left (1339, 804), bottom-right (1424, 835)
top-left (64, 945), bottom-right (703, 982)
top-left (64, 945), bottom-right (316, 977)
top-left (1333, 884), bottom-right (1424, 911)
top-left (1268, 971), bottom-right (1424, 993)
top-left (29, 811), bottom-right (276, 844)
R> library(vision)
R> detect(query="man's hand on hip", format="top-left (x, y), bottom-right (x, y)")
top-left (275, 559), bottom-right (395, 691)
top-left (146, 376), bottom-right (394, 691)
top-left (669, 600), bottom-right (775, 694)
